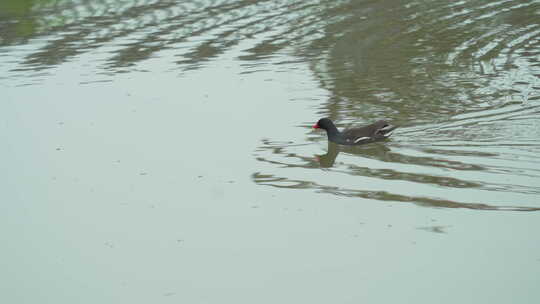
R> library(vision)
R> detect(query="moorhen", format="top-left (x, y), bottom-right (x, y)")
top-left (313, 118), bottom-right (396, 145)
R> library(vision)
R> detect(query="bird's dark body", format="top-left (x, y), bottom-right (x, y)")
top-left (313, 118), bottom-right (396, 146)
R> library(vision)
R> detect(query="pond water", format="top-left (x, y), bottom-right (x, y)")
top-left (2, 0), bottom-right (540, 303)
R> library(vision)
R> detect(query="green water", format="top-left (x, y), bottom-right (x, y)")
top-left (2, 0), bottom-right (540, 303)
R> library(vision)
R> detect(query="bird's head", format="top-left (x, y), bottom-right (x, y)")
top-left (312, 118), bottom-right (333, 130)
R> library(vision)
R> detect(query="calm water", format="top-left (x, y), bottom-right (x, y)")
top-left (2, 0), bottom-right (540, 303)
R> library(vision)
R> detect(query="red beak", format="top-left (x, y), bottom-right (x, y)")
top-left (312, 124), bottom-right (319, 129)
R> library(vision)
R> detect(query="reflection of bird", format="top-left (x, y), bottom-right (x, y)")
top-left (315, 139), bottom-right (392, 168)
top-left (313, 118), bottom-right (396, 145)
top-left (316, 142), bottom-right (339, 167)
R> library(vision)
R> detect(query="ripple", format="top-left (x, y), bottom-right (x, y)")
top-left (253, 1), bottom-right (540, 208)
top-left (0, 0), bottom-right (350, 77)
top-left (253, 136), bottom-right (540, 211)
top-left (252, 170), bottom-right (540, 212)
top-left (1, 0), bottom-right (539, 209)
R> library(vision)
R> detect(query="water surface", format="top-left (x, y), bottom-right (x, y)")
top-left (2, 0), bottom-right (540, 303)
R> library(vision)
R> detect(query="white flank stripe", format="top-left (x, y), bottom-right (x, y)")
top-left (354, 137), bottom-right (371, 143)
top-left (384, 131), bottom-right (393, 137)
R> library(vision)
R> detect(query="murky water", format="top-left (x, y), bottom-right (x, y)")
top-left (2, 0), bottom-right (540, 303)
